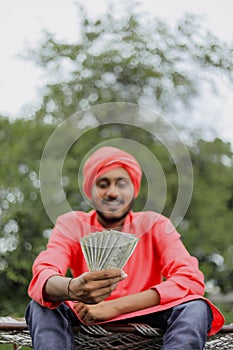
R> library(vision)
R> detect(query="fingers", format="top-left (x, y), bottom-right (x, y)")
top-left (79, 269), bottom-right (127, 289)
top-left (81, 268), bottom-right (122, 281)
top-left (76, 286), bottom-right (116, 304)
top-left (120, 270), bottom-right (128, 279)
top-left (79, 275), bottom-right (120, 291)
top-left (82, 285), bottom-right (117, 304)
top-left (73, 302), bottom-right (88, 319)
top-left (78, 306), bottom-right (97, 324)
top-left (73, 302), bottom-right (95, 323)
top-left (77, 270), bottom-right (126, 293)
top-left (69, 269), bottom-right (128, 304)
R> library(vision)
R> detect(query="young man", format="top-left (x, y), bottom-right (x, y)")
top-left (26, 146), bottom-right (224, 350)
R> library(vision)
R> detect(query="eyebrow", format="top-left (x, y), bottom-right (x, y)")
top-left (96, 176), bottom-right (129, 182)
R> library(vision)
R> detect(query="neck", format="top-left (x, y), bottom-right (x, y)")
top-left (96, 214), bottom-right (124, 230)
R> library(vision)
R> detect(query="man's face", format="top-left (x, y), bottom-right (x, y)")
top-left (91, 167), bottom-right (134, 228)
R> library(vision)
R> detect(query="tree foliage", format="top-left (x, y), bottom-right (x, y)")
top-left (25, 2), bottom-right (233, 132)
top-left (1, 2), bottom-right (233, 315)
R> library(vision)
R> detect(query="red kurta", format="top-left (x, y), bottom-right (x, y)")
top-left (28, 210), bottom-right (224, 336)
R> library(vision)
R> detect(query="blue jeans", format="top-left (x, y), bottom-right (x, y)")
top-left (25, 299), bottom-right (212, 350)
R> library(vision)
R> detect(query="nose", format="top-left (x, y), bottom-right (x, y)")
top-left (106, 184), bottom-right (118, 198)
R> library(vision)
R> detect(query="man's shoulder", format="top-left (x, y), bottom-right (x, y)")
top-left (54, 211), bottom-right (95, 239)
top-left (57, 210), bottom-right (90, 222)
top-left (55, 210), bottom-right (94, 229)
top-left (129, 211), bottom-right (170, 234)
top-left (131, 211), bottom-right (177, 237)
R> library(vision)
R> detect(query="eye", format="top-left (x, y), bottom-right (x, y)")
top-left (117, 179), bottom-right (130, 188)
top-left (96, 180), bottom-right (109, 189)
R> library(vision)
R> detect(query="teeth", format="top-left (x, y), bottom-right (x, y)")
top-left (104, 201), bottom-right (121, 205)
top-left (80, 230), bottom-right (139, 271)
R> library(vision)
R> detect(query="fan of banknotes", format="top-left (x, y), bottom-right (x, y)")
top-left (80, 230), bottom-right (139, 271)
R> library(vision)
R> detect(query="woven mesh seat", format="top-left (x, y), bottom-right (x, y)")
top-left (0, 317), bottom-right (233, 349)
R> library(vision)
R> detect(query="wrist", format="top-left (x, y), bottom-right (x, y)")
top-left (67, 277), bottom-right (76, 301)
top-left (44, 275), bottom-right (72, 302)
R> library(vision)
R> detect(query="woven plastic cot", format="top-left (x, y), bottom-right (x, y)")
top-left (0, 317), bottom-right (233, 349)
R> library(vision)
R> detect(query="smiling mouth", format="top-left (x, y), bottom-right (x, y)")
top-left (101, 200), bottom-right (125, 212)
top-left (102, 199), bottom-right (124, 206)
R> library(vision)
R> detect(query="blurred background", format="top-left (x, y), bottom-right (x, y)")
top-left (0, 0), bottom-right (232, 328)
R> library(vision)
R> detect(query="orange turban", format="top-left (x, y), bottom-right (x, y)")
top-left (83, 146), bottom-right (142, 199)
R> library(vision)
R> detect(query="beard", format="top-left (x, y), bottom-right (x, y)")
top-left (95, 198), bottom-right (134, 226)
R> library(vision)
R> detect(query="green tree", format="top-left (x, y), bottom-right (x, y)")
top-left (183, 139), bottom-right (233, 293)
top-left (0, 117), bottom-right (53, 314)
top-left (24, 2), bottom-right (233, 133)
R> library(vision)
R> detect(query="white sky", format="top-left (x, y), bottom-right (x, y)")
top-left (0, 0), bottom-right (233, 143)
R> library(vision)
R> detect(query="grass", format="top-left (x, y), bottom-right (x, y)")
top-left (0, 346), bottom-right (31, 349)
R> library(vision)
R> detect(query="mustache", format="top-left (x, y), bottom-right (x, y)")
top-left (101, 198), bottom-right (125, 205)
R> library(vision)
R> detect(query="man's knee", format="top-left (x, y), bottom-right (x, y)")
top-left (25, 300), bottom-right (40, 322)
top-left (25, 300), bottom-right (56, 327)
top-left (182, 300), bottom-right (212, 317)
top-left (174, 299), bottom-right (213, 329)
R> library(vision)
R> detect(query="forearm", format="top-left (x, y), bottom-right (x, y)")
top-left (74, 288), bottom-right (160, 323)
top-left (107, 289), bottom-right (160, 314)
top-left (43, 275), bottom-right (70, 302)
top-left (43, 269), bottom-right (126, 304)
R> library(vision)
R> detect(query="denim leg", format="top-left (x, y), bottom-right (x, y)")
top-left (161, 300), bottom-right (213, 350)
top-left (119, 299), bottom-right (212, 350)
top-left (25, 300), bottom-right (79, 350)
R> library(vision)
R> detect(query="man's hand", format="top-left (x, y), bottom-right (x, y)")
top-left (68, 269), bottom-right (127, 304)
top-left (73, 300), bottom-right (119, 323)
top-left (73, 289), bottom-right (161, 324)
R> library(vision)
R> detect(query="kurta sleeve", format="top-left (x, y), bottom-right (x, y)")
top-left (28, 216), bottom-right (76, 308)
top-left (152, 218), bottom-right (205, 304)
